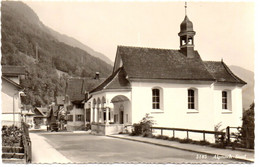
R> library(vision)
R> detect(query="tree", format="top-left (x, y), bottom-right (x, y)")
top-left (241, 103), bottom-right (254, 149)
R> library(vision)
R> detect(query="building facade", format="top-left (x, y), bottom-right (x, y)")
top-left (1, 66), bottom-right (26, 127)
top-left (88, 13), bottom-right (246, 141)
top-left (65, 77), bottom-right (104, 131)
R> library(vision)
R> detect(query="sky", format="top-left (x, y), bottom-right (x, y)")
top-left (24, 0), bottom-right (255, 72)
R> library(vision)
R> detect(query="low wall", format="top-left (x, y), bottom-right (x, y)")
top-left (67, 121), bottom-right (84, 131)
top-left (67, 125), bottom-right (84, 131)
top-left (91, 124), bottom-right (124, 135)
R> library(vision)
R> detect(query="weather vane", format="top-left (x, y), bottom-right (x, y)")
top-left (185, 2), bottom-right (187, 16)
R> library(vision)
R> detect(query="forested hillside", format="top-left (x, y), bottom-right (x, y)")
top-left (46, 27), bottom-right (114, 65)
top-left (1, 1), bottom-right (112, 107)
top-left (229, 66), bottom-right (254, 110)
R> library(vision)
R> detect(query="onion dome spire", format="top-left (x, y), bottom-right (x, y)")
top-left (178, 2), bottom-right (196, 58)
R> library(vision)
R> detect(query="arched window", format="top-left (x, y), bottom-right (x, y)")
top-left (188, 89), bottom-right (195, 109)
top-left (222, 91), bottom-right (228, 109)
top-left (152, 89), bottom-right (160, 109)
top-left (188, 37), bottom-right (193, 44)
top-left (222, 90), bottom-right (232, 110)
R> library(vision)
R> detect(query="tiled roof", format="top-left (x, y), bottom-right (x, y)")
top-left (66, 78), bottom-right (105, 102)
top-left (1, 76), bottom-right (22, 89)
top-left (90, 67), bottom-right (131, 93)
top-left (90, 46), bottom-right (246, 93)
top-left (56, 96), bottom-right (65, 105)
top-left (118, 46), bottom-right (215, 80)
top-left (46, 105), bottom-right (59, 117)
top-left (2, 65), bottom-right (26, 76)
top-left (203, 61), bottom-right (246, 84)
top-left (34, 107), bottom-right (48, 117)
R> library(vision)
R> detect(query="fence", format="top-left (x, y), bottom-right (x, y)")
top-left (21, 122), bottom-right (32, 163)
top-left (151, 126), bottom-right (225, 142)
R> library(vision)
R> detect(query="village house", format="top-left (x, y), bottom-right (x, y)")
top-left (21, 109), bottom-right (35, 128)
top-left (33, 107), bottom-right (48, 129)
top-left (55, 96), bottom-right (66, 130)
top-left (87, 13), bottom-right (246, 141)
top-left (46, 103), bottom-right (59, 130)
top-left (64, 76), bottom-right (104, 131)
top-left (1, 65), bottom-right (26, 127)
top-left (46, 96), bottom-right (65, 130)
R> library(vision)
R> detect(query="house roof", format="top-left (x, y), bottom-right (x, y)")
top-left (117, 46), bottom-right (215, 81)
top-left (90, 67), bottom-right (131, 93)
top-left (203, 61), bottom-right (246, 84)
top-left (66, 77), bottom-right (105, 102)
top-left (56, 96), bottom-right (64, 105)
top-left (1, 76), bottom-right (22, 89)
top-left (58, 106), bottom-right (65, 115)
top-left (2, 65), bottom-right (26, 76)
top-left (34, 107), bottom-right (48, 117)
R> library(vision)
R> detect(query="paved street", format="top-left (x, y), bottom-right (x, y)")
top-left (32, 132), bottom-right (243, 164)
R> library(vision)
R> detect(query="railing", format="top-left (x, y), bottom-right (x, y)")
top-left (151, 126), bottom-right (225, 142)
top-left (21, 122), bottom-right (32, 163)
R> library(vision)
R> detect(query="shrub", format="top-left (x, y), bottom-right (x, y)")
top-left (162, 136), bottom-right (169, 140)
top-left (197, 140), bottom-right (210, 145)
top-left (211, 143), bottom-right (226, 149)
top-left (2, 125), bottom-right (23, 147)
top-left (131, 123), bottom-right (142, 136)
top-left (85, 123), bottom-right (91, 131)
top-left (130, 113), bottom-right (155, 136)
top-left (179, 138), bottom-right (193, 143)
top-left (142, 131), bottom-right (153, 138)
top-left (155, 135), bottom-right (169, 140)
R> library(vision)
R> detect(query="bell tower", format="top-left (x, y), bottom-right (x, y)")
top-left (178, 2), bottom-right (196, 58)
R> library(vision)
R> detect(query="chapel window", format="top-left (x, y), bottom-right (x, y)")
top-left (152, 89), bottom-right (160, 109)
top-left (222, 91), bottom-right (228, 109)
top-left (188, 89), bottom-right (195, 109)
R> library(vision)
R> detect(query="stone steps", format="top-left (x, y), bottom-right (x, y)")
top-left (2, 146), bottom-right (24, 153)
top-left (2, 152), bottom-right (25, 159)
top-left (2, 158), bottom-right (26, 164)
top-left (2, 146), bottom-right (26, 164)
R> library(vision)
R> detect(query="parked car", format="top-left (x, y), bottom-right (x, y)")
top-left (50, 123), bottom-right (58, 132)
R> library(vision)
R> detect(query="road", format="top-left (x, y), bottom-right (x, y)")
top-left (33, 132), bottom-right (242, 164)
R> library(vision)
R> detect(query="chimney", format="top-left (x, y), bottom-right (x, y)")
top-left (94, 72), bottom-right (100, 80)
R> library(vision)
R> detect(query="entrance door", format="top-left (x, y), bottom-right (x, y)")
top-left (120, 111), bottom-right (124, 124)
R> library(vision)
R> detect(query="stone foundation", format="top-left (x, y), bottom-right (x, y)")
top-left (91, 124), bottom-right (124, 135)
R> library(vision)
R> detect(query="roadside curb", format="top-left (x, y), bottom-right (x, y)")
top-left (107, 135), bottom-right (254, 163)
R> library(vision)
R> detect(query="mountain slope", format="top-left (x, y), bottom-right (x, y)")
top-left (46, 27), bottom-right (113, 65)
top-left (229, 65), bottom-right (254, 110)
top-left (1, 1), bottom-right (112, 107)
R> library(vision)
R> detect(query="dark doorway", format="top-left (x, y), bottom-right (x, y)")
top-left (120, 111), bottom-right (124, 124)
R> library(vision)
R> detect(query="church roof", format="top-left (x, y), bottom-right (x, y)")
top-left (90, 67), bottom-right (131, 93)
top-left (118, 46), bottom-right (214, 81)
top-left (180, 15), bottom-right (194, 33)
top-left (90, 46), bottom-right (246, 93)
top-left (204, 61), bottom-right (246, 84)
